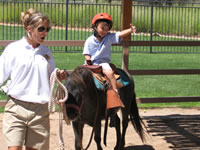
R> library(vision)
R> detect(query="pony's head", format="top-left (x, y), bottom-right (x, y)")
top-left (64, 66), bottom-right (98, 121)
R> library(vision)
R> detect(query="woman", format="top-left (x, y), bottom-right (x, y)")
top-left (0, 8), bottom-right (65, 150)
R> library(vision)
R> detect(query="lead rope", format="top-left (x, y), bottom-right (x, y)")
top-left (49, 68), bottom-right (69, 150)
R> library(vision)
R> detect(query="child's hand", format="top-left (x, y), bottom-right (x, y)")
top-left (85, 60), bottom-right (93, 65)
top-left (130, 24), bottom-right (136, 33)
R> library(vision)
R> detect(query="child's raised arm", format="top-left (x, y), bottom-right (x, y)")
top-left (119, 24), bottom-right (136, 39)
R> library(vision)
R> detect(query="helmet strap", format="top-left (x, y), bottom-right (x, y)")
top-left (93, 27), bottom-right (103, 39)
top-left (93, 28), bottom-right (98, 37)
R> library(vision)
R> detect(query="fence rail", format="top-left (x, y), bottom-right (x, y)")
top-left (1, 40), bottom-right (200, 47)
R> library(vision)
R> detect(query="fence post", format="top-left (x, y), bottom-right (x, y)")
top-left (65, 0), bottom-right (69, 52)
top-left (150, 2), bottom-right (154, 53)
top-left (121, 0), bottom-right (132, 72)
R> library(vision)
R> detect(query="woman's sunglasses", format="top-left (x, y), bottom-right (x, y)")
top-left (37, 26), bottom-right (51, 32)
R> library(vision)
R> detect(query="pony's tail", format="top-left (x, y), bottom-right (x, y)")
top-left (130, 93), bottom-right (147, 142)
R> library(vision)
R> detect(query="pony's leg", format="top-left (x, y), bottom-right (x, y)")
top-left (114, 114), bottom-right (122, 150)
top-left (119, 110), bottom-right (129, 149)
top-left (72, 122), bottom-right (84, 150)
top-left (94, 120), bottom-right (103, 150)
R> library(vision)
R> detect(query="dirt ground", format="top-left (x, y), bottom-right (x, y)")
top-left (1, 108), bottom-right (200, 150)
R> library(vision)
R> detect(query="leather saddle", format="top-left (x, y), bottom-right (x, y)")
top-left (83, 64), bottom-right (127, 109)
top-left (83, 64), bottom-right (123, 89)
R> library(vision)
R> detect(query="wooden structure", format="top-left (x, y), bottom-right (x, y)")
top-left (0, 0), bottom-right (200, 106)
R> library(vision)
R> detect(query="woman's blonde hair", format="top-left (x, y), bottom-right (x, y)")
top-left (21, 8), bottom-right (51, 30)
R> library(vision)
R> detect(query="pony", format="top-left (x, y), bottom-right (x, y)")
top-left (64, 66), bottom-right (146, 150)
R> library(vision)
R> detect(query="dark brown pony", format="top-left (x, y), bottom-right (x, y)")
top-left (64, 66), bottom-right (146, 150)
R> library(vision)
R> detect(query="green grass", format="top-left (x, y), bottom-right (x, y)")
top-left (53, 52), bottom-right (200, 70)
top-left (42, 52), bottom-right (200, 99)
top-left (128, 53), bottom-right (200, 69)
top-left (0, 91), bottom-right (6, 112)
top-left (53, 52), bottom-right (200, 99)
top-left (134, 75), bottom-right (200, 97)
top-left (0, 107), bottom-right (4, 112)
top-left (0, 91), bottom-right (7, 101)
top-left (138, 102), bottom-right (200, 108)
top-left (1, 46), bottom-right (200, 112)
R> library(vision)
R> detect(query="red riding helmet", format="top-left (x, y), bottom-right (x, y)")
top-left (91, 13), bottom-right (113, 29)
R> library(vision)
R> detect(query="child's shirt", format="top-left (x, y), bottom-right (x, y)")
top-left (83, 32), bottom-right (121, 65)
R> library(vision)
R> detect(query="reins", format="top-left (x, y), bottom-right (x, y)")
top-left (49, 68), bottom-right (69, 150)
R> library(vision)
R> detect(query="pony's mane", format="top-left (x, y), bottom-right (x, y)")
top-left (67, 66), bottom-right (99, 108)
top-left (70, 66), bottom-right (97, 91)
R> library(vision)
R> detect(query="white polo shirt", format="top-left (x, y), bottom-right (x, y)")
top-left (0, 37), bottom-right (55, 104)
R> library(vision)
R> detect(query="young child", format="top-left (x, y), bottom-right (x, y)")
top-left (83, 12), bottom-right (136, 111)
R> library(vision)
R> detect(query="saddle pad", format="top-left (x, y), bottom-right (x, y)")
top-left (93, 69), bottom-right (130, 90)
top-left (116, 69), bottom-right (130, 88)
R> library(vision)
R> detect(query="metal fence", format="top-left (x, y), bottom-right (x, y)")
top-left (0, 0), bottom-right (199, 53)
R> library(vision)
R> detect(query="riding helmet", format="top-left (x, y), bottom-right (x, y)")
top-left (91, 13), bottom-right (113, 30)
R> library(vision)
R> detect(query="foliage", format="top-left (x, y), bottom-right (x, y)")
top-left (0, 1), bottom-right (200, 36)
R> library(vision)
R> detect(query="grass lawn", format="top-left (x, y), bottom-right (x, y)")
top-left (53, 52), bottom-right (200, 97)
top-left (1, 52), bottom-right (200, 112)
top-left (50, 52), bottom-right (200, 108)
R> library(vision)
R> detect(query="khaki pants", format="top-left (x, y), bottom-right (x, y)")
top-left (2, 98), bottom-right (50, 150)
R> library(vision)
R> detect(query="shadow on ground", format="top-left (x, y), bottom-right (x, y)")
top-left (124, 145), bottom-right (154, 150)
top-left (138, 114), bottom-right (200, 150)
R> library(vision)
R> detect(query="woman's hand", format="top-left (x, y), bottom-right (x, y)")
top-left (57, 70), bottom-right (66, 81)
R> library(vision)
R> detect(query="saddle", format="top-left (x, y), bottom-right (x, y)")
top-left (83, 64), bottom-right (128, 109)
top-left (83, 64), bottom-right (130, 90)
